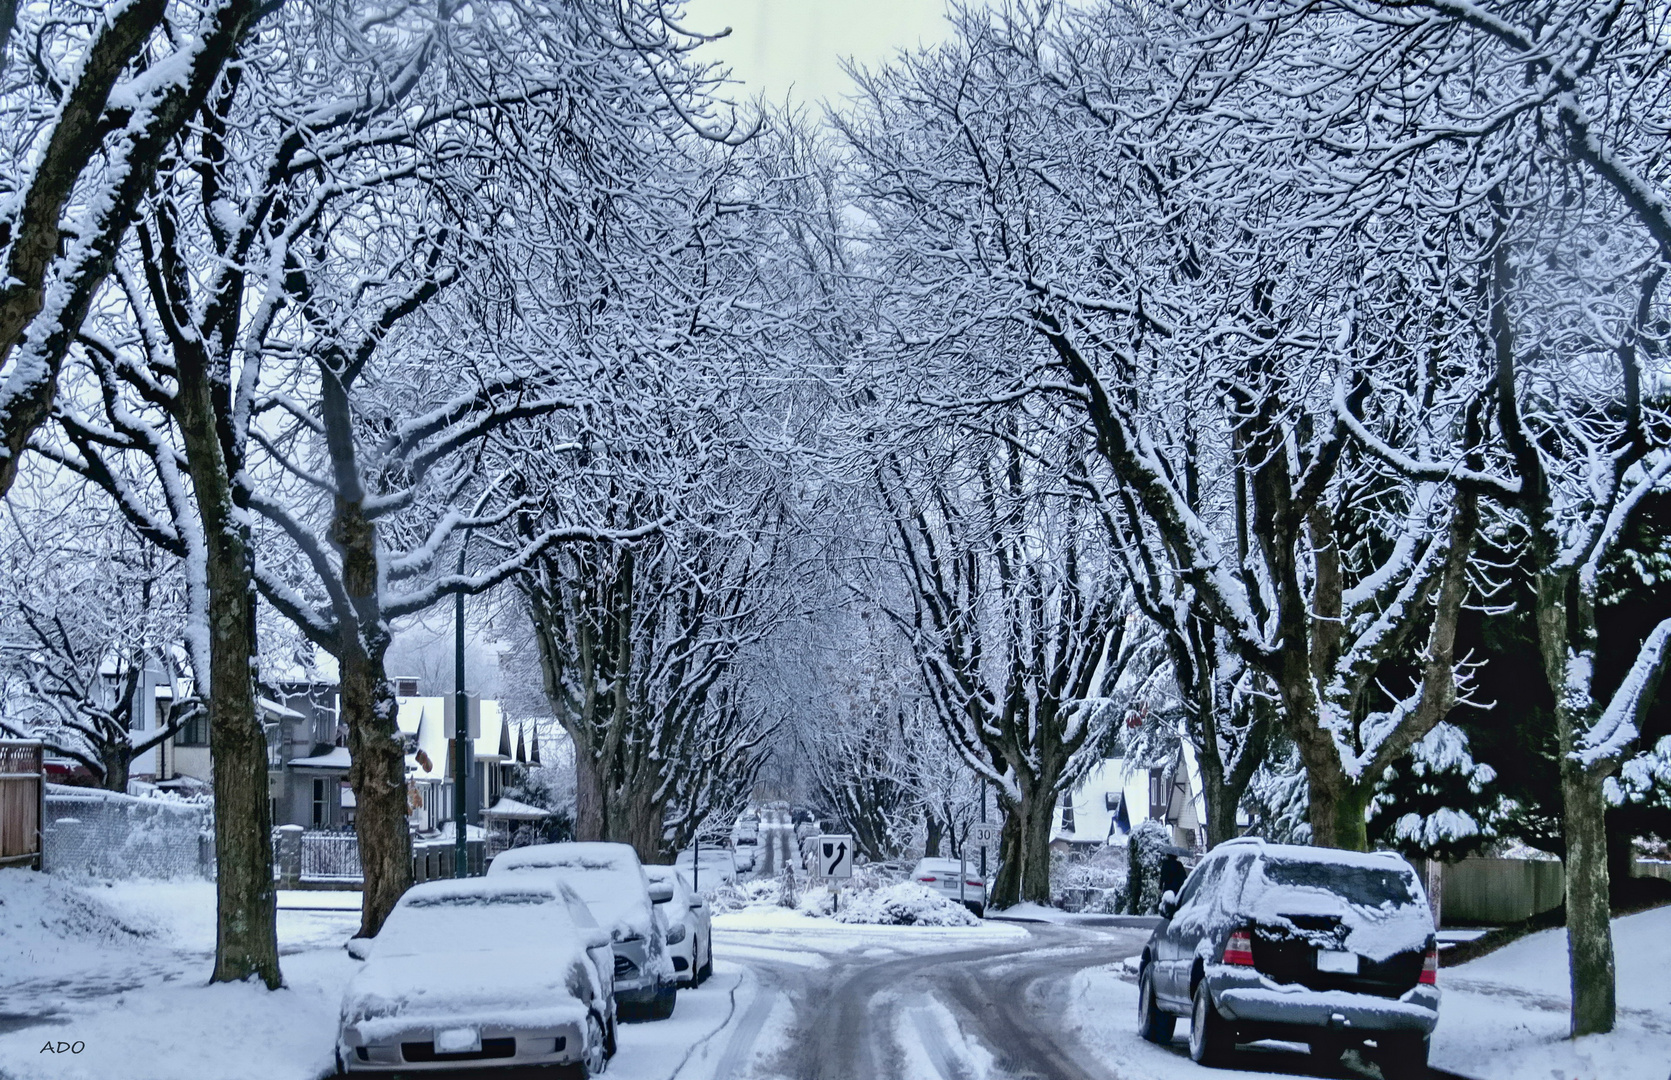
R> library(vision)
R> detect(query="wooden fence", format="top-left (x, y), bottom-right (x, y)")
top-left (0, 740), bottom-right (44, 869)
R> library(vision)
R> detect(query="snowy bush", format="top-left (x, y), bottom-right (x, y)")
top-left (1053, 844), bottom-right (1129, 913)
top-left (832, 882), bottom-right (978, 926)
top-left (1607, 736), bottom-right (1671, 810)
top-left (706, 877), bottom-right (784, 914)
top-left (1125, 820), bottom-right (1171, 915)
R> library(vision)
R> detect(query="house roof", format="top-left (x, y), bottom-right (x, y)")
top-left (1051, 758), bottom-right (1131, 845)
top-left (396, 696), bottom-right (515, 782)
top-left (483, 797), bottom-right (551, 819)
top-left (288, 746), bottom-right (351, 769)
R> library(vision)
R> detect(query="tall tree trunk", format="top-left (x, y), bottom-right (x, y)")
top-left (1016, 787), bottom-right (1055, 905)
top-left (203, 525), bottom-right (280, 986)
top-left (924, 811), bottom-right (944, 858)
top-left (333, 482), bottom-right (412, 939)
top-left (179, 374), bottom-right (279, 987)
top-left (341, 642), bottom-right (410, 939)
top-left (990, 798), bottom-right (1023, 909)
top-left (571, 745), bottom-right (606, 842)
top-left (1538, 575), bottom-right (1617, 1036)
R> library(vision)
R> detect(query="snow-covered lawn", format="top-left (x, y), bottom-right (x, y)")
top-left (0, 873), bottom-right (749, 1080)
top-left (1431, 905), bottom-right (1671, 1080)
top-left (1063, 905), bottom-right (1671, 1080)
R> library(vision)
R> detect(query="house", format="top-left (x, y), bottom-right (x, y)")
top-left (273, 676), bottom-right (531, 834)
top-left (1051, 746), bottom-right (1214, 854)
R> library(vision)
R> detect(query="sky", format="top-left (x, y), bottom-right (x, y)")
top-left (681, 0), bottom-right (964, 106)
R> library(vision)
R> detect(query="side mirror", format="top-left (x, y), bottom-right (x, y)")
top-left (345, 938), bottom-right (373, 961)
top-left (1159, 890), bottom-right (1178, 919)
top-left (648, 881), bottom-right (675, 904)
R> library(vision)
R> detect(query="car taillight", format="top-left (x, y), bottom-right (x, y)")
top-left (918, 876), bottom-right (937, 883)
top-left (1222, 929), bottom-right (1255, 967)
top-left (1419, 944), bottom-right (1438, 984)
top-left (966, 881), bottom-right (982, 888)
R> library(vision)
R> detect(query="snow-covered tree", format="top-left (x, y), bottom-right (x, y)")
top-left (0, 0), bottom-right (267, 496)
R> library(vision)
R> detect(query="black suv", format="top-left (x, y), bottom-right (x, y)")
top-left (1137, 838), bottom-right (1439, 1079)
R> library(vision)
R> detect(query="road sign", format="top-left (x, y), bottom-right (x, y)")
top-left (970, 822), bottom-right (1001, 849)
top-left (817, 834), bottom-right (855, 878)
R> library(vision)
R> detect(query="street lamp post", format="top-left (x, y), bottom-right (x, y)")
top-left (453, 539), bottom-right (471, 879)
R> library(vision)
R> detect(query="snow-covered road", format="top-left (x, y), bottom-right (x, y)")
top-left (7, 871), bottom-right (1664, 1080)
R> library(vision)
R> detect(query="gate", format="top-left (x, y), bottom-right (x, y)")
top-left (300, 830), bottom-right (363, 880)
top-left (0, 740), bottom-right (44, 869)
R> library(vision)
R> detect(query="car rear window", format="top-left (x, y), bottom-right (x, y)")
top-left (1258, 858), bottom-right (1416, 907)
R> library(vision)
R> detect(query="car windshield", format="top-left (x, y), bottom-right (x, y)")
top-left (376, 894), bottom-right (572, 958)
top-left (1258, 857), bottom-right (1416, 908)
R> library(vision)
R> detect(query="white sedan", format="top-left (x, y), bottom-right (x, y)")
top-left (910, 856), bottom-right (988, 917)
top-left (336, 877), bottom-right (615, 1074)
top-left (645, 865), bottom-right (712, 984)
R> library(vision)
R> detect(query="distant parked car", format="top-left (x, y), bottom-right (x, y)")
top-left (489, 841), bottom-right (679, 1019)
top-left (675, 846), bottom-right (738, 890)
top-left (336, 877), bottom-right (615, 1075)
top-left (731, 812), bottom-right (760, 848)
top-left (910, 856), bottom-right (987, 917)
top-left (1136, 838), bottom-right (1438, 1079)
top-left (645, 865), bottom-right (713, 985)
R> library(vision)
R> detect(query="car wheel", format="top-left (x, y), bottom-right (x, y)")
top-left (1309, 1033), bottom-right (1348, 1070)
top-left (1138, 964), bottom-right (1176, 1044)
top-left (1188, 979), bottom-right (1234, 1068)
top-left (583, 1014), bottom-right (608, 1076)
top-left (604, 1014), bottom-right (618, 1058)
top-left (647, 983), bottom-right (677, 1020)
top-left (697, 941), bottom-right (713, 983)
top-left (1376, 1033), bottom-right (1429, 1080)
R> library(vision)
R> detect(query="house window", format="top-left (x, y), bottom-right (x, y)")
top-left (1149, 768), bottom-right (1167, 819)
top-left (312, 779), bottom-right (327, 827)
top-left (1060, 790), bottom-right (1076, 833)
top-left (177, 709), bottom-right (210, 747)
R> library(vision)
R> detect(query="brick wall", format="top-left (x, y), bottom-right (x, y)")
top-left (41, 784), bottom-right (214, 880)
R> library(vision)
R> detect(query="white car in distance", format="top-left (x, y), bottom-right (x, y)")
top-left (911, 856), bottom-right (988, 917)
top-left (336, 877), bottom-right (616, 1075)
top-left (645, 865), bottom-right (712, 985)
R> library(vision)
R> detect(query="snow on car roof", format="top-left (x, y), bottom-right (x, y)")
top-left (487, 842), bottom-right (655, 940)
top-left (375, 879), bottom-right (589, 958)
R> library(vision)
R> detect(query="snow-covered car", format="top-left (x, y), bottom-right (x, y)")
top-left (645, 866), bottom-right (712, 985)
top-left (731, 812), bottom-right (760, 848)
top-left (675, 845), bottom-right (737, 890)
top-left (336, 877), bottom-right (616, 1075)
top-left (489, 841), bottom-right (678, 1019)
top-left (910, 856), bottom-right (987, 917)
top-left (1137, 838), bottom-right (1438, 1079)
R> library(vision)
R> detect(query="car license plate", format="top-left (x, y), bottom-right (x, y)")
top-left (435, 1027), bottom-right (481, 1054)
top-left (1317, 950), bottom-right (1359, 974)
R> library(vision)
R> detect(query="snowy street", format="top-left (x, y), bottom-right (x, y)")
top-left (8, 870), bottom-right (1667, 1080)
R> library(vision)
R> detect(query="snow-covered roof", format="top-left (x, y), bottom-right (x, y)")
top-left (483, 797), bottom-right (551, 819)
top-left (396, 695), bottom-right (518, 782)
top-left (257, 697), bottom-right (304, 721)
top-left (288, 747), bottom-right (351, 769)
top-left (1051, 758), bottom-right (1133, 844)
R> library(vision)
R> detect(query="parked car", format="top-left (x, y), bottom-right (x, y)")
top-left (675, 846), bottom-right (738, 890)
top-left (336, 877), bottom-right (615, 1075)
top-left (645, 865), bottom-right (713, 985)
top-left (731, 812), bottom-right (760, 848)
top-left (1136, 838), bottom-right (1438, 1079)
top-left (909, 856), bottom-right (987, 917)
top-left (489, 841), bottom-right (679, 1019)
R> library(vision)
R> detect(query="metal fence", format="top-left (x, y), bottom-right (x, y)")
top-left (299, 830), bottom-right (363, 880)
top-left (0, 741), bottom-right (43, 868)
